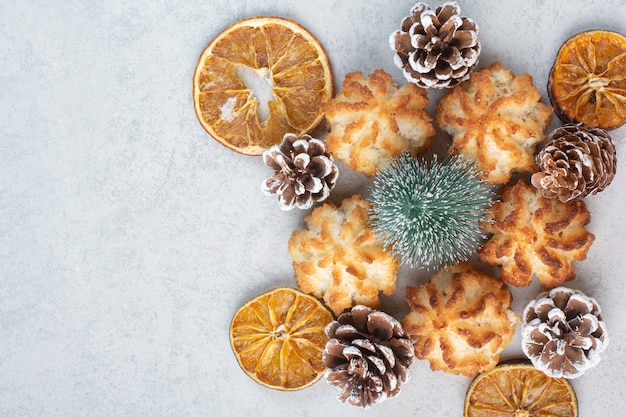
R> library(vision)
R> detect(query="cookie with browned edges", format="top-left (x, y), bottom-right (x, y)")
top-left (436, 62), bottom-right (553, 184)
top-left (288, 195), bottom-right (399, 315)
top-left (324, 69), bottom-right (435, 176)
top-left (403, 263), bottom-right (520, 377)
top-left (479, 180), bottom-right (595, 288)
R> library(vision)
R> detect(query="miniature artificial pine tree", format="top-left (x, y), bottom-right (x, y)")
top-left (368, 152), bottom-right (495, 270)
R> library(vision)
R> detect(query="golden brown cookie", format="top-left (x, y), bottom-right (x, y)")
top-left (479, 180), bottom-right (595, 288)
top-left (323, 69), bottom-right (435, 176)
top-left (402, 263), bottom-right (520, 377)
top-left (436, 62), bottom-right (553, 184)
top-left (288, 195), bottom-right (399, 315)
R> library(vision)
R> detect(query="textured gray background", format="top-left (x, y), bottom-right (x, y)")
top-left (1, 0), bottom-right (625, 416)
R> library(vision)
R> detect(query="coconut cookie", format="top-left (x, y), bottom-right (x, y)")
top-left (288, 195), bottom-right (399, 315)
top-left (479, 180), bottom-right (595, 288)
top-left (402, 263), bottom-right (520, 377)
top-left (323, 69), bottom-right (435, 176)
top-left (436, 62), bottom-right (553, 184)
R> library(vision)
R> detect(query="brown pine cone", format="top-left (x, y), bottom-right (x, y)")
top-left (323, 305), bottom-right (415, 408)
top-left (531, 123), bottom-right (617, 202)
top-left (262, 133), bottom-right (338, 210)
top-left (390, 1), bottom-right (480, 89)
top-left (522, 287), bottom-right (609, 379)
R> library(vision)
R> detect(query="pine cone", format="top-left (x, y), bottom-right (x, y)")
top-left (522, 287), bottom-right (609, 379)
top-left (390, 1), bottom-right (480, 89)
top-left (531, 123), bottom-right (617, 202)
top-left (323, 305), bottom-right (415, 408)
top-left (262, 133), bottom-right (338, 210)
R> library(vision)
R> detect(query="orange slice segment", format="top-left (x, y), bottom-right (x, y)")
top-left (464, 361), bottom-right (578, 417)
top-left (548, 30), bottom-right (626, 130)
top-left (193, 17), bottom-right (333, 155)
top-left (229, 287), bottom-right (333, 390)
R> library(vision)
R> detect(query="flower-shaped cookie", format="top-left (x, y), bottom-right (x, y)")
top-left (288, 195), bottom-right (399, 315)
top-left (436, 62), bottom-right (553, 184)
top-left (402, 263), bottom-right (520, 377)
top-left (323, 69), bottom-right (435, 176)
top-left (479, 180), bottom-right (595, 288)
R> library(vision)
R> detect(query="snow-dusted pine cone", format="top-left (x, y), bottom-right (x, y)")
top-left (262, 133), bottom-right (338, 210)
top-left (522, 287), bottom-right (609, 379)
top-left (390, 1), bottom-right (480, 88)
top-left (323, 305), bottom-right (415, 408)
top-left (531, 123), bottom-right (617, 202)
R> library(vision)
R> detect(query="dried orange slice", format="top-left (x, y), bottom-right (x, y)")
top-left (193, 16), bottom-right (333, 155)
top-left (548, 30), bottom-right (626, 130)
top-left (229, 287), bottom-right (333, 390)
top-left (464, 361), bottom-right (578, 417)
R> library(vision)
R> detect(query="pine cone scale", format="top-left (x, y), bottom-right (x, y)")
top-left (440, 14), bottom-right (462, 37)
top-left (262, 151), bottom-right (280, 171)
top-left (353, 338), bottom-right (376, 353)
top-left (392, 32), bottom-right (412, 55)
top-left (454, 30), bottom-right (478, 48)
top-left (446, 48), bottom-right (463, 69)
top-left (302, 175), bottom-right (322, 193)
top-left (262, 173), bottom-right (285, 194)
top-left (334, 323), bottom-right (360, 340)
top-left (309, 155), bottom-right (333, 177)
top-left (280, 187), bottom-right (296, 207)
top-left (424, 51), bottom-right (439, 70)
top-left (293, 153), bottom-right (310, 170)
top-left (323, 339), bottom-right (347, 368)
top-left (377, 344), bottom-right (396, 367)
top-left (438, 2), bottom-right (458, 22)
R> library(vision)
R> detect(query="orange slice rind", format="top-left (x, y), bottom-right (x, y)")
top-left (193, 16), bottom-right (333, 155)
top-left (548, 30), bottom-right (626, 130)
top-left (229, 287), bottom-right (333, 390)
top-left (464, 361), bottom-right (578, 417)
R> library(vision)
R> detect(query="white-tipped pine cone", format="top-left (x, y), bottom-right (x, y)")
top-left (390, 1), bottom-right (480, 88)
top-left (522, 287), bottom-right (608, 379)
top-left (531, 123), bottom-right (617, 202)
top-left (323, 305), bottom-right (415, 408)
top-left (262, 133), bottom-right (338, 210)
